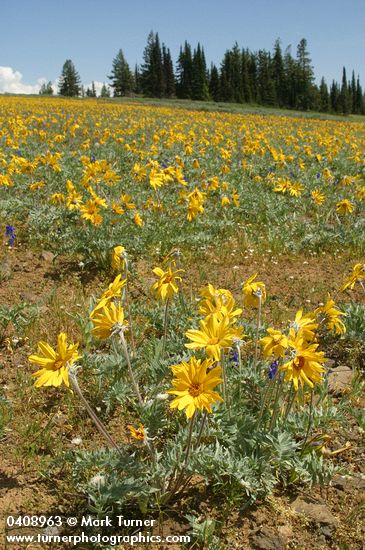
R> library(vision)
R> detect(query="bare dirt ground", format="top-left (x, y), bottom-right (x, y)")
top-left (1, 244), bottom-right (364, 549)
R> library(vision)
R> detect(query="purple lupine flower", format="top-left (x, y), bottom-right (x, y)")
top-left (5, 225), bottom-right (16, 247)
top-left (268, 359), bottom-right (279, 380)
top-left (90, 153), bottom-right (96, 163)
top-left (229, 348), bottom-right (239, 366)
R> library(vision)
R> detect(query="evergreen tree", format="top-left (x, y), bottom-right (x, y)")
top-left (283, 46), bottom-right (297, 108)
top-left (241, 49), bottom-right (251, 103)
top-left (339, 67), bottom-right (351, 114)
top-left (257, 49), bottom-right (275, 105)
top-left (350, 70), bottom-right (356, 113)
top-left (330, 80), bottom-right (340, 112)
top-left (355, 76), bottom-right (364, 114)
top-left (191, 43), bottom-right (209, 100)
top-left (247, 51), bottom-right (258, 103)
top-left (162, 44), bottom-right (175, 97)
top-left (272, 39), bottom-right (286, 106)
top-left (176, 41), bottom-right (194, 99)
top-left (296, 38), bottom-right (314, 109)
top-left (133, 65), bottom-right (142, 94)
top-left (108, 49), bottom-right (134, 96)
top-left (209, 63), bottom-right (220, 101)
top-left (91, 81), bottom-right (97, 97)
top-left (39, 81), bottom-right (53, 95)
top-left (58, 59), bottom-right (81, 97)
top-left (319, 77), bottom-right (330, 112)
top-left (100, 83), bottom-right (111, 98)
top-left (141, 31), bottom-right (164, 97)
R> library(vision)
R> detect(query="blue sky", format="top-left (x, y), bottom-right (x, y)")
top-left (0, 0), bottom-right (364, 94)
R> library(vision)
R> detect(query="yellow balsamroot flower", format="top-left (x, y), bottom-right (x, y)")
top-left (315, 297), bottom-right (346, 335)
top-left (112, 245), bottom-right (127, 272)
top-left (199, 284), bottom-right (242, 322)
top-left (29, 332), bottom-right (81, 388)
top-left (80, 200), bottom-right (103, 225)
top-left (127, 423), bottom-right (145, 441)
top-left (280, 337), bottom-right (326, 391)
top-left (185, 314), bottom-right (242, 362)
top-left (90, 274), bottom-right (126, 316)
top-left (91, 302), bottom-right (128, 339)
top-left (133, 212), bottom-right (144, 227)
top-left (242, 274), bottom-right (266, 308)
top-left (151, 265), bottom-right (184, 301)
top-left (167, 357), bottom-right (223, 418)
top-left (341, 262), bottom-right (365, 291)
top-left (221, 195), bottom-right (230, 207)
top-left (260, 328), bottom-right (289, 358)
top-left (289, 309), bottom-right (318, 342)
top-left (311, 190), bottom-right (326, 205)
top-left (336, 199), bottom-right (354, 215)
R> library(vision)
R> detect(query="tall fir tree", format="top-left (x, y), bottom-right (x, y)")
top-left (58, 60), bottom-right (81, 97)
top-left (39, 81), bottom-right (53, 95)
top-left (330, 80), bottom-right (340, 112)
top-left (141, 31), bottom-right (164, 97)
top-left (100, 83), bottom-right (110, 98)
top-left (209, 63), bottom-right (220, 101)
top-left (355, 76), bottom-right (364, 114)
top-left (108, 49), bottom-right (134, 96)
top-left (272, 39), bottom-right (286, 106)
top-left (176, 41), bottom-right (194, 99)
top-left (257, 50), bottom-right (275, 105)
top-left (295, 38), bottom-right (314, 110)
top-left (162, 44), bottom-right (175, 97)
top-left (339, 67), bottom-right (351, 114)
top-left (191, 43), bottom-right (209, 100)
top-left (319, 77), bottom-right (330, 112)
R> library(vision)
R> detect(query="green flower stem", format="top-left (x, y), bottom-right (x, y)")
top-left (124, 260), bottom-right (136, 356)
top-left (195, 411), bottom-right (208, 449)
top-left (119, 331), bottom-right (143, 407)
top-left (300, 389), bottom-right (314, 457)
top-left (283, 382), bottom-right (296, 425)
top-left (221, 349), bottom-right (231, 418)
top-left (254, 293), bottom-right (263, 369)
top-left (268, 375), bottom-right (283, 432)
top-left (68, 369), bottom-right (123, 457)
top-left (162, 298), bottom-right (170, 356)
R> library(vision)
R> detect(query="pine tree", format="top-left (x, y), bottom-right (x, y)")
top-left (272, 39), bottom-right (285, 106)
top-left (257, 50), bottom-right (275, 105)
top-left (100, 83), bottom-right (110, 98)
top-left (350, 70), bottom-right (356, 113)
top-left (241, 49), bottom-right (251, 103)
top-left (330, 80), bottom-right (340, 112)
top-left (39, 81), bottom-right (53, 95)
top-left (339, 67), bottom-right (351, 114)
top-left (191, 43), bottom-right (209, 100)
top-left (319, 77), bottom-right (330, 112)
top-left (141, 31), bottom-right (164, 97)
top-left (58, 60), bottom-right (81, 97)
top-left (283, 46), bottom-right (297, 108)
top-left (355, 76), bottom-right (364, 114)
top-left (176, 42), bottom-right (194, 99)
top-left (209, 64), bottom-right (220, 101)
top-left (296, 38), bottom-right (314, 110)
top-left (162, 44), bottom-right (175, 97)
top-left (108, 49), bottom-right (134, 96)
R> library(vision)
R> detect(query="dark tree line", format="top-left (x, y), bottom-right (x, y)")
top-left (56, 33), bottom-right (365, 115)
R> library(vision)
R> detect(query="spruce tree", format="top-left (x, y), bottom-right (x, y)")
top-left (330, 80), bottom-right (340, 112)
top-left (339, 67), bottom-right (351, 114)
top-left (241, 49), bottom-right (251, 103)
top-left (296, 38), bottom-right (314, 110)
top-left (319, 77), bottom-right (330, 112)
top-left (100, 83), bottom-right (111, 98)
top-left (108, 49), bottom-right (134, 96)
top-left (272, 39), bottom-right (285, 106)
top-left (58, 60), bottom-right (81, 97)
top-left (191, 43), bottom-right (209, 100)
top-left (176, 42), bottom-right (194, 99)
top-left (141, 31), bottom-right (164, 97)
top-left (39, 81), bottom-right (53, 95)
top-left (257, 50), bottom-right (275, 105)
top-left (162, 44), bottom-right (175, 97)
top-left (209, 64), bottom-right (220, 101)
top-left (355, 76), bottom-right (364, 114)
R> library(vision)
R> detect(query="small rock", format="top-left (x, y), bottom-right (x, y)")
top-left (290, 496), bottom-right (337, 528)
top-left (20, 291), bottom-right (38, 303)
top-left (332, 474), bottom-right (365, 493)
top-left (249, 526), bottom-right (287, 550)
top-left (328, 366), bottom-right (354, 395)
top-left (40, 250), bottom-right (55, 262)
